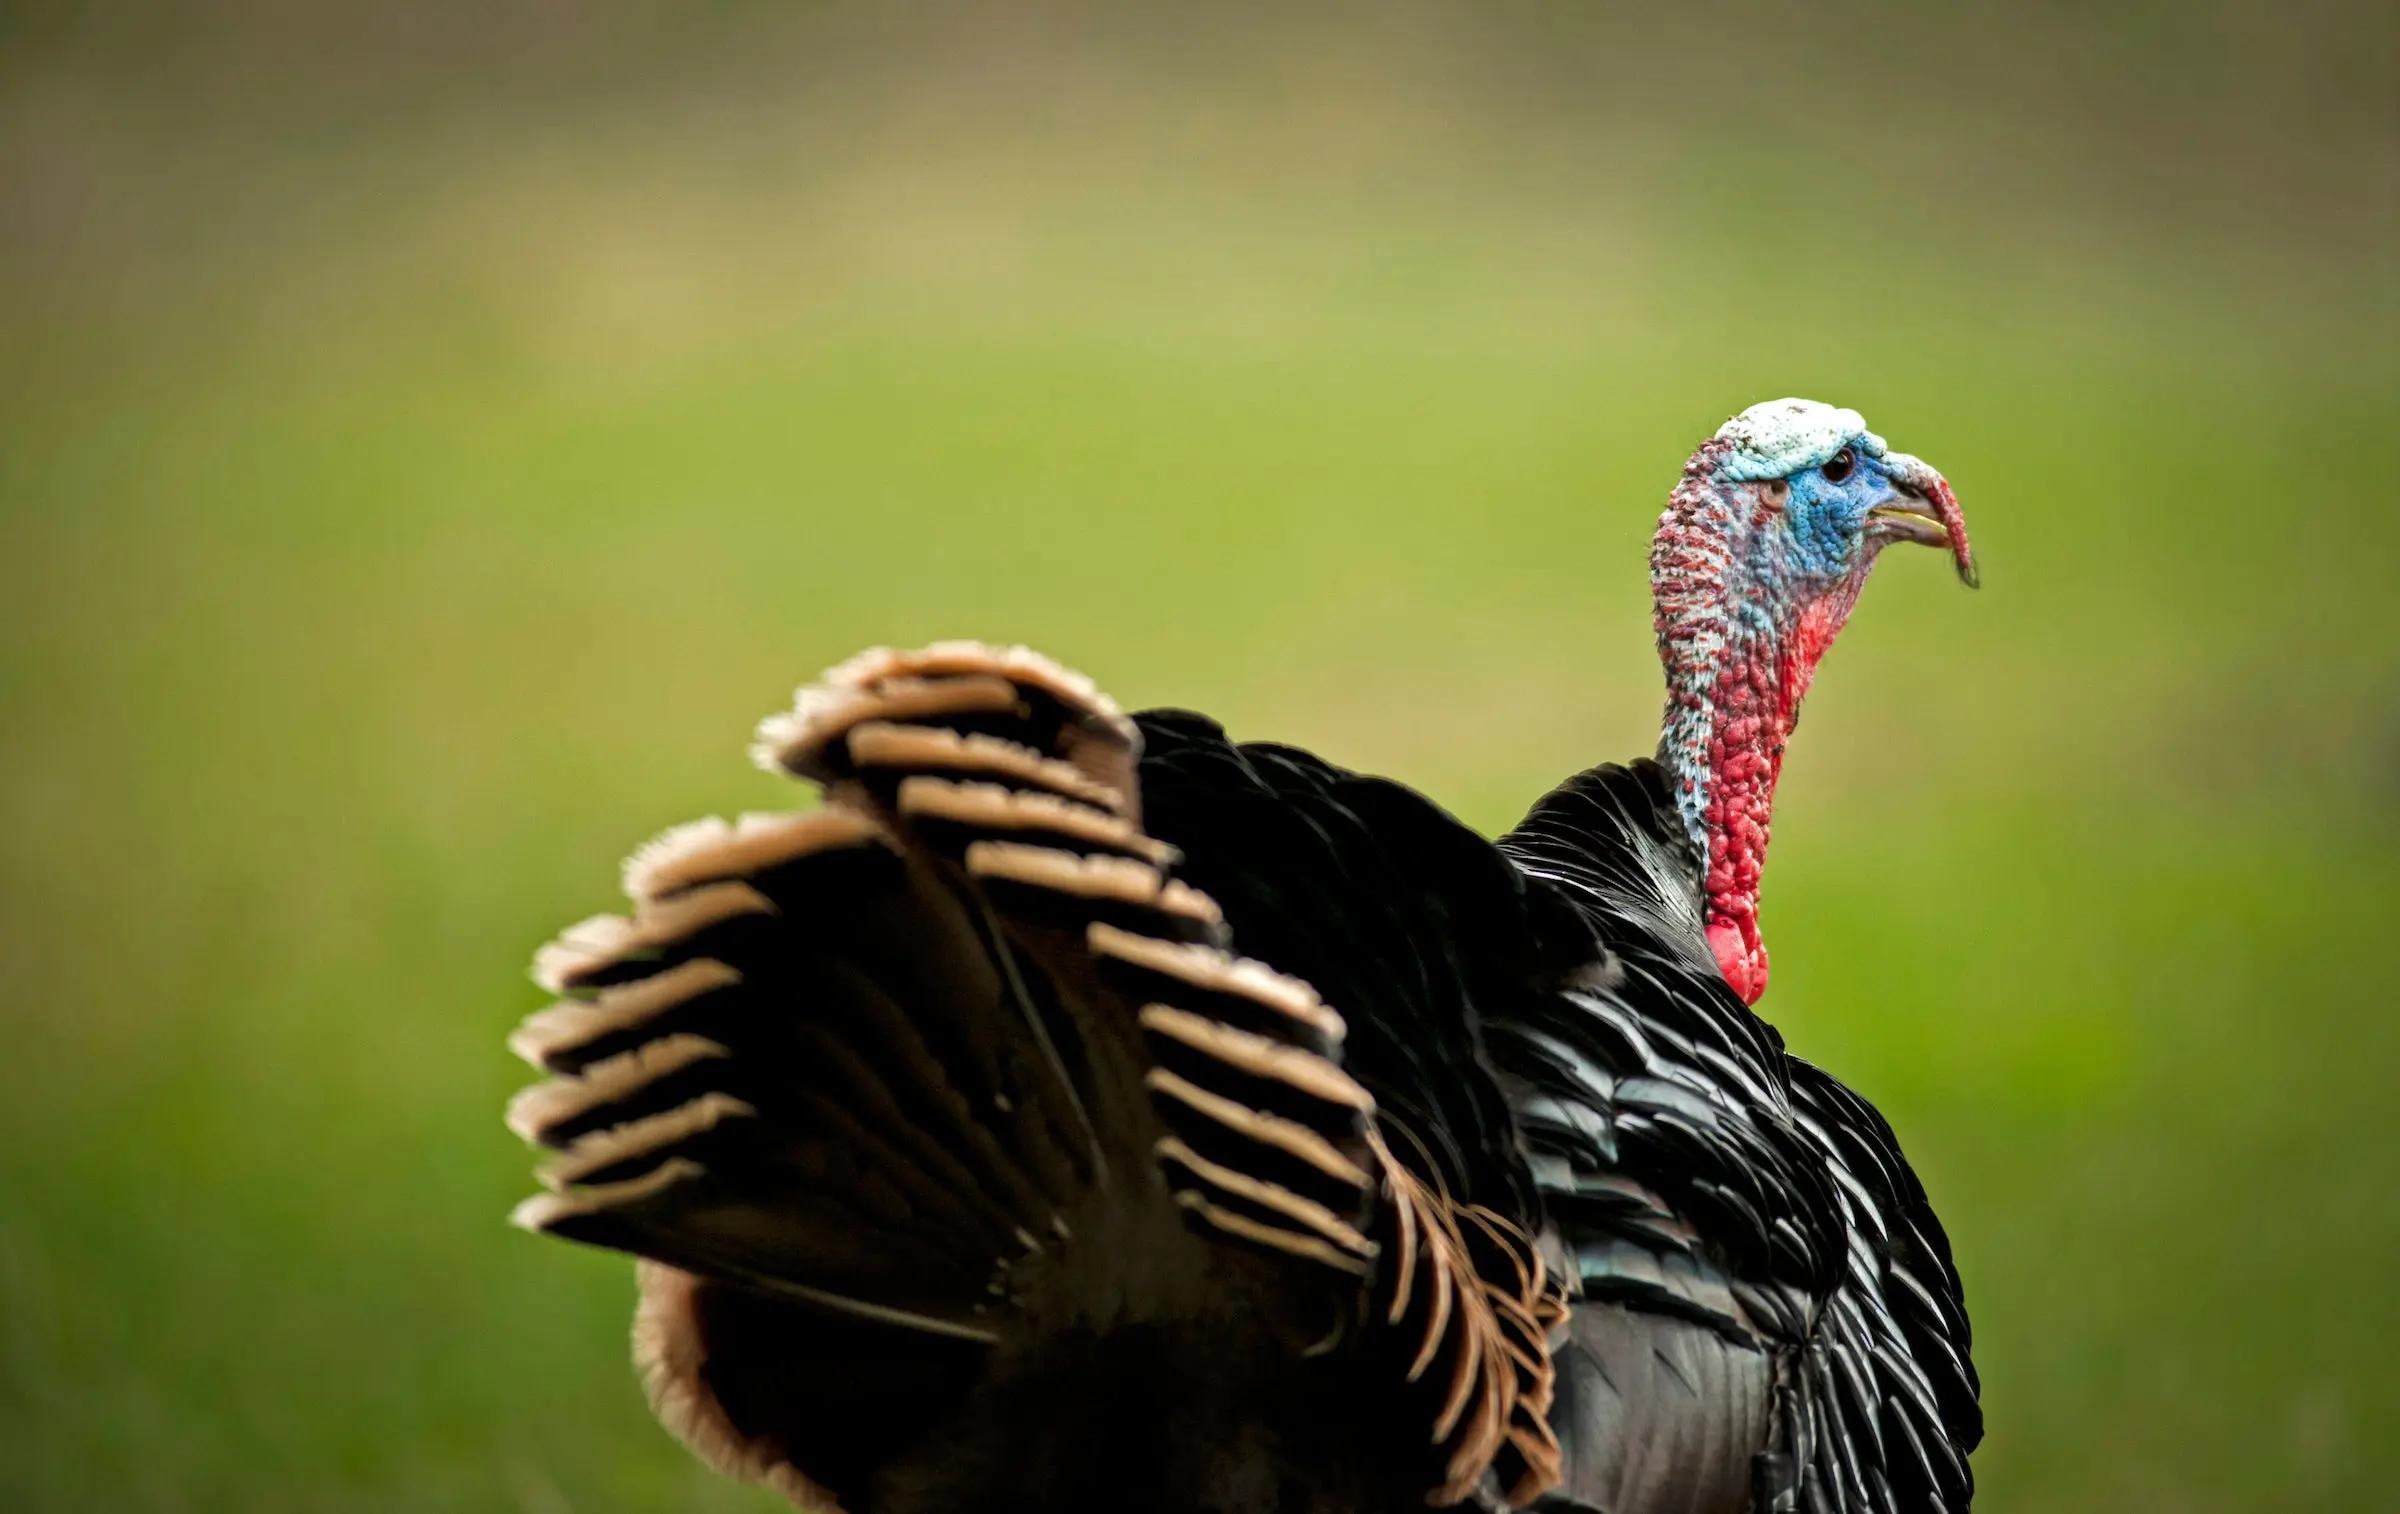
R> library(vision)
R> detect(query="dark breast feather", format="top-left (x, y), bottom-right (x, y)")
top-left (1783, 1059), bottom-right (1983, 1513)
top-left (1497, 759), bottom-right (1982, 1514)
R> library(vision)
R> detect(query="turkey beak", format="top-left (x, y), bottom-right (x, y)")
top-left (1869, 454), bottom-right (1979, 589)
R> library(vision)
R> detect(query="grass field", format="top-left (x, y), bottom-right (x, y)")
top-left (1, 7), bottom-right (2393, 1511)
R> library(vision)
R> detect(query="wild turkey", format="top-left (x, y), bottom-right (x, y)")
top-left (504, 398), bottom-right (1984, 1513)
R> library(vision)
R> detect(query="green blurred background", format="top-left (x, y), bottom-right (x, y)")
top-left (1, 3), bottom-right (2392, 1510)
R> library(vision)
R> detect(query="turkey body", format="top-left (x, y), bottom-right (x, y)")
top-left (1134, 715), bottom-right (1981, 1514)
top-left (506, 648), bottom-right (1979, 1514)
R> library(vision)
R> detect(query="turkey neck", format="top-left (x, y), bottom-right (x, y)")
top-left (1650, 448), bottom-right (1869, 1006)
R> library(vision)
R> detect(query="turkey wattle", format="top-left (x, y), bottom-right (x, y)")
top-left (504, 398), bottom-right (1983, 1514)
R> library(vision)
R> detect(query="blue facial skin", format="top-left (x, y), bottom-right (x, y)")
top-left (1724, 437), bottom-right (1893, 641)
top-left (1780, 444), bottom-right (1889, 581)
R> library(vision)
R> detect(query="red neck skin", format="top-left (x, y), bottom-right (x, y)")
top-left (1652, 454), bottom-right (1875, 1007)
top-left (1691, 590), bottom-right (1860, 1004)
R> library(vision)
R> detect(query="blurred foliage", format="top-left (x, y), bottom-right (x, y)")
top-left (0, 4), bottom-right (2393, 1511)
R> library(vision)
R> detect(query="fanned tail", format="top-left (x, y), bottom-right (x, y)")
top-left (506, 641), bottom-right (1566, 1509)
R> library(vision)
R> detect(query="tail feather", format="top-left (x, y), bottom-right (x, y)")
top-left (754, 641), bottom-right (1141, 820)
top-left (896, 776), bottom-right (1174, 865)
top-left (850, 720), bottom-right (1129, 813)
top-left (510, 957), bottom-right (743, 1073)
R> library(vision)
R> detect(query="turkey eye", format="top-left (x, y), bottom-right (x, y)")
top-left (1821, 447), bottom-right (1855, 484)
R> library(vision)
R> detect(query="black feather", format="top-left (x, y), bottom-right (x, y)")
top-left (1496, 759), bottom-right (1981, 1512)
